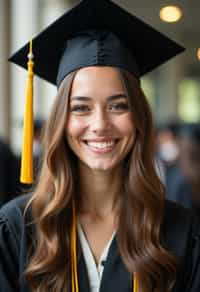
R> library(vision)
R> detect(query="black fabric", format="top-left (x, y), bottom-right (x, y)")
top-left (9, 0), bottom-right (184, 86)
top-left (0, 194), bottom-right (200, 292)
top-left (0, 141), bottom-right (19, 207)
top-left (56, 29), bottom-right (140, 86)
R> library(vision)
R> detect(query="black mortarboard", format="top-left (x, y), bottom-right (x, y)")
top-left (9, 0), bottom-right (184, 87)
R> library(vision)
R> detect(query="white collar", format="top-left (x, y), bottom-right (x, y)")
top-left (77, 223), bottom-right (116, 292)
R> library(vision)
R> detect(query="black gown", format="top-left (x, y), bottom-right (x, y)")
top-left (0, 194), bottom-right (200, 292)
top-left (0, 140), bottom-right (19, 206)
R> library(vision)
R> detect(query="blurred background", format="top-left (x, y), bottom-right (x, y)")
top-left (0, 0), bottom-right (199, 207)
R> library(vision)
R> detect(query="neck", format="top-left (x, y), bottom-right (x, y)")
top-left (77, 163), bottom-right (123, 218)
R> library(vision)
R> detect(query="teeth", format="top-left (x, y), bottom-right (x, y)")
top-left (87, 141), bottom-right (115, 149)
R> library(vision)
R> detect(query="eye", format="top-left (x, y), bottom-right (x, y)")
top-left (70, 104), bottom-right (90, 113)
top-left (108, 102), bottom-right (129, 112)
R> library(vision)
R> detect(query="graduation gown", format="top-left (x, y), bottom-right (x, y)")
top-left (0, 140), bottom-right (19, 206)
top-left (0, 194), bottom-right (200, 292)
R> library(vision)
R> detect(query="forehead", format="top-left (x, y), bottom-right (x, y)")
top-left (70, 66), bottom-right (126, 97)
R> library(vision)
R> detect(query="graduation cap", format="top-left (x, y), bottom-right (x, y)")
top-left (9, 0), bottom-right (185, 184)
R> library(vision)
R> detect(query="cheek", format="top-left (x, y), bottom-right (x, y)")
top-left (66, 117), bottom-right (86, 138)
top-left (115, 115), bottom-right (136, 137)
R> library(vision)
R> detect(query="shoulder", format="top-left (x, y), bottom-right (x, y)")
top-left (163, 200), bottom-right (200, 291)
top-left (0, 194), bottom-right (33, 291)
top-left (0, 194), bottom-right (32, 237)
top-left (163, 199), bottom-right (199, 230)
top-left (162, 199), bottom-right (200, 257)
top-left (0, 193), bottom-right (32, 217)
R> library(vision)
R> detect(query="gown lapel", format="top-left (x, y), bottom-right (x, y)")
top-left (78, 253), bottom-right (91, 292)
top-left (99, 237), bottom-right (132, 292)
top-left (78, 236), bottom-right (132, 292)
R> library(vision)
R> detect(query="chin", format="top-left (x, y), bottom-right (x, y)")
top-left (86, 159), bottom-right (119, 171)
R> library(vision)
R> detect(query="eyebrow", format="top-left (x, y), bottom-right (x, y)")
top-left (70, 94), bottom-right (128, 101)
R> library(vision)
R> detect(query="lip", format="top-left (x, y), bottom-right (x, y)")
top-left (82, 137), bottom-right (119, 143)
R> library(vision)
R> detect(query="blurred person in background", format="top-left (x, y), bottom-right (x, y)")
top-left (156, 120), bottom-right (180, 167)
top-left (166, 123), bottom-right (200, 214)
top-left (32, 118), bottom-right (45, 173)
top-left (0, 138), bottom-right (19, 206)
top-left (155, 120), bottom-right (180, 185)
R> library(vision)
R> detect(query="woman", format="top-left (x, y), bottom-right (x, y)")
top-left (0, 1), bottom-right (200, 292)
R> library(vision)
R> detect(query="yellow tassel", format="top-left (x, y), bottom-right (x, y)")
top-left (20, 40), bottom-right (34, 184)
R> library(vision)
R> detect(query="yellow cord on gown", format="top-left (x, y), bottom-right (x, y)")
top-left (134, 272), bottom-right (139, 292)
top-left (70, 201), bottom-right (138, 292)
top-left (71, 200), bottom-right (79, 292)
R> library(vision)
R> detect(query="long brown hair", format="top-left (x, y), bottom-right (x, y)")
top-left (24, 68), bottom-right (177, 291)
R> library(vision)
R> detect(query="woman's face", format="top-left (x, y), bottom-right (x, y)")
top-left (66, 66), bottom-right (136, 171)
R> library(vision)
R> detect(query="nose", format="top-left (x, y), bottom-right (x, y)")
top-left (91, 108), bottom-right (111, 134)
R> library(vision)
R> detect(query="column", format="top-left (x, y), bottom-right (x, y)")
top-left (38, 0), bottom-right (75, 119)
top-left (0, 0), bottom-right (10, 141)
top-left (155, 57), bottom-right (184, 123)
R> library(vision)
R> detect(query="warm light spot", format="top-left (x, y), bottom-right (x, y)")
top-left (160, 6), bottom-right (182, 23)
top-left (197, 48), bottom-right (200, 61)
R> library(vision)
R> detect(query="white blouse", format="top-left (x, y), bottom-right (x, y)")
top-left (77, 223), bottom-right (116, 292)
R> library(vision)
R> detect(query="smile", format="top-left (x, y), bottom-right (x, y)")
top-left (83, 139), bottom-right (119, 153)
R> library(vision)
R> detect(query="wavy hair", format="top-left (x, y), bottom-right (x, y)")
top-left (24, 68), bottom-right (177, 292)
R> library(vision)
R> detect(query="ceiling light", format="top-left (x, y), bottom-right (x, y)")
top-left (160, 6), bottom-right (183, 23)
